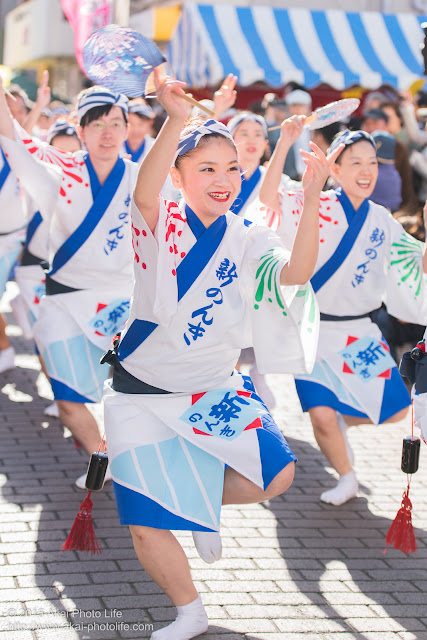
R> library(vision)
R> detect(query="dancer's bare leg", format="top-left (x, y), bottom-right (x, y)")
top-left (56, 400), bottom-right (101, 455)
top-left (0, 314), bottom-right (11, 349)
top-left (130, 526), bottom-right (197, 606)
top-left (309, 406), bottom-right (361, 505)
top-left (309, 406), bottom-right (352, 475)
top-left (222, 462), bottom-right (295, 505)
top-left (130, 526), bottom-right (208, 639)
top-left (344, 407), bottom-right (408, 426)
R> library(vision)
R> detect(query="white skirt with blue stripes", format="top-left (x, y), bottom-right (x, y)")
top-left (103, 371), bottom-right (296, 531)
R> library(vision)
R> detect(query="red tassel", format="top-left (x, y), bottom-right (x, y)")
top-left (61, 491), bottom-right (102, 555)
top-left (384, 488), bottom-right (417, 555)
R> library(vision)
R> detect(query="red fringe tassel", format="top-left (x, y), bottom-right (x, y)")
top-left (61, 491), bottom-right (102, 555)
top-left (384, 488), bottom-right (417, 555)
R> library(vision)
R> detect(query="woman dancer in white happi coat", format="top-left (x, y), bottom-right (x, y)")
top-left (260, 123), bottom-right (427, 507)
top-left (102, 74), bottom-right (342, 640)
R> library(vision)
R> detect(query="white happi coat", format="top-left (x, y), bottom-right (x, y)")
top-left (118, 197), bottom-right (318, 391)
top-left (235, 165), bottom-right (298, 223)
top-left (0, 127), bottom-right (139, 351)
top-left (12, 194), bottom-right (48, 337)
top-left (121, 134), bottom-right (154, 164)
top-left (0, 144), bottom-right (27, 296)
top-left (121, 136), bottom-right (179, 202)
top-left (103, 196), bottom-right (317, 530)
top-left (274, 187), bottom-right (427, 423)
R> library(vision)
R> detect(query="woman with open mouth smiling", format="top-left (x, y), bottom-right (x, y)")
top-left (101, 72), bottom-right (340, 640)
top-left (260, 127), bottom-right (427, 508)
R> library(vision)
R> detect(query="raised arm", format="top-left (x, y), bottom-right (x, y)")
top-left (133, 72), bottom-right (191, 233)
top-left (213, 74), bottom-right (237, 120)
top-left (279, 142), bottom-right (344, 286)
top-left (22, 70), bottom-right (51, 135)
top-left (259, 116), bottom-right (305, 212)
top-left (400, 94), bottom-right (427, 147)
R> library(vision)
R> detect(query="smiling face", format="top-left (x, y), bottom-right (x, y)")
top-left (170, 136), bottom-right (240, 227)
top-left (127, 113), bottom-right (153, 145)
top-left (78, 106), bottom-right (128, 163)
top-left (232, 120), bottom-right (267, 170)
top-left (331, 140), bottom-right (378, 210)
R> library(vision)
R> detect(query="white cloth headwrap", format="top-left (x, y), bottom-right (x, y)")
top-left (173, 119), bottom-right (235, 166)
top-left (129, 103), bottom-right (154, 118)
top-left (77, 88), bottom-right (129, 123)
top-left (46, 119), bottom-right (78, 144)
top-left (227, 113), bottom-right (268, 138)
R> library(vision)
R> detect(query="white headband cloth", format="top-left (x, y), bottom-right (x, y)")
top-left (128, 103), bottom-right (155, 118)
top-left (328, 129), bottom-right (376, 156)
top-left (47, 119), bottom-right (78, 144)
top-left (77, 89), bottom-right (129, 123)
top-left (173, 119), bottom-right (236, 166)
top-left (227, 113), bottom-right (268, 138)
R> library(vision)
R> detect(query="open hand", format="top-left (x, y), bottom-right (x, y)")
top-left (279, 115), bottom-right (305, 147)
top-left (36, 70), bottom-right (51, 109)
top-left (301, 141), bottom-right (344, 198)
top-left (400, 89), bottom-right (413, 107)
top-left (213, 74), bottom-right (237, 118)
top-left (153, 67), bottom-right (191, 121)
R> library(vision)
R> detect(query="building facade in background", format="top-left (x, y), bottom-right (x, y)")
top-left (1, 0), bottom-right (427, 103)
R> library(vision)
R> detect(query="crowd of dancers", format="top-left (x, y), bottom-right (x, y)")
top-left (0, 68), bottom-right (426, 639)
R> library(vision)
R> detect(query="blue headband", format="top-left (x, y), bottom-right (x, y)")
top-left (128, 103), bottom-right (155, 119)
top-left (77, 88), bottom-right (128, 123)
top-left (227, 113), bottom-right (268, 138)
top-left (328, 129), bottom-right (376, 157)
top-left (47, 119), bottom-right (78, 144)
top-left (173, 119), bottom-right (236, 165)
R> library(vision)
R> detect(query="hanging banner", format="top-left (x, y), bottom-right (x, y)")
top-left (60, 0), bottom-right (114, 70)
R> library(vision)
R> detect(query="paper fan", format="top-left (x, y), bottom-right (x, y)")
top-left (306, 98), bottom-right (360, 130)
top-left (82, 24), bottom-right (214, 116)
top-left (269, 98), bottom-right (360, 132)
top-left (83, 24), bottom-right (166, 98)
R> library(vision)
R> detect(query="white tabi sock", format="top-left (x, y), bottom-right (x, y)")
top-left (192, 530), bottom-right (222, 564)
top-left (336, 412), bottom-right (355, 466)
top-left (151, 594), bottom-right (208, 640)
top-left (320, 470), bottom-right (358, 506)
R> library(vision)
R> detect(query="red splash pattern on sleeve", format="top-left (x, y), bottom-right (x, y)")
top-left (21, 135), bottom-right (84, 201)
top-left (164, 201), bottom-right (187, 275)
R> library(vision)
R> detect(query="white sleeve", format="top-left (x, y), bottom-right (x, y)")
top-left (276, 189), bottom-right (304, 250)
top-left (385, 215), bottom-right (427, 324)
top-left (243, 225), bottom-right (319, 375)
top-left (0, 134), bottom-right (61, 223)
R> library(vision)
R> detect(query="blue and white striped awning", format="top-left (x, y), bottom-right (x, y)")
top-left (166, 4), bottom-right (427, 90)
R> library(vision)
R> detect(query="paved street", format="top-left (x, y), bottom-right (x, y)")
top-left (1, 281), bottom-right (427, 640)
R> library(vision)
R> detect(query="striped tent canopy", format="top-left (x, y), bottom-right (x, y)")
top-left (166, 4), bottom-right (427, 90)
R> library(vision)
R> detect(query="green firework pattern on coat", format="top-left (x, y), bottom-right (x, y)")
top-left (389, 233), bottom-right (423, 297)
top-left (254, 248), bottom-right (316, 332)
top-left (295, 285), bottom-right (317, 333)
top-left (254, 248), bottom-right (286, 313)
